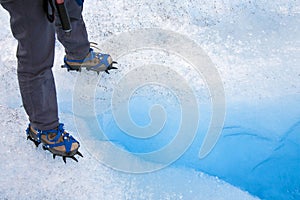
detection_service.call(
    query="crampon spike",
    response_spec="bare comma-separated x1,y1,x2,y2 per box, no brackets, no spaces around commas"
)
34,141,40,147
53,154,56,159
63,156,67,164
27,136,40,147
90,42,98,49
76,151,83,157
70,156,78,162
42,145,48,151
105,62,118,74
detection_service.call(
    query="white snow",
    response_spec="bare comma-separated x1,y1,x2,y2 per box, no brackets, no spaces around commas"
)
0,0,299,199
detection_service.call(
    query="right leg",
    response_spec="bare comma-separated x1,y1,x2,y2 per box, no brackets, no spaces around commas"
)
55,0,90,60
1,0,59,130
55,0,116,74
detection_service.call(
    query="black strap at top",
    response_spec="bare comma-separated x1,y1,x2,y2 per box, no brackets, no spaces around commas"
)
43,0,55,23
43,0,72,33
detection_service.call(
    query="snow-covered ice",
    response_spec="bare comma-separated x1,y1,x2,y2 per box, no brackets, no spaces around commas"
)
0,0,299,199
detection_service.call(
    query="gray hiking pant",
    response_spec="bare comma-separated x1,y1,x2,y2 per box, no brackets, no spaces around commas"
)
1,0,90,130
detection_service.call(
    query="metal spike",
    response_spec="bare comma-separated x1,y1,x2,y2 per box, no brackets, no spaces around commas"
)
34,141,40,147
76,151,83,157
90,41,98,46
108,64,118,70
108,65,116,69
70,156,78,162
53,154,56,159
105,70,109,74
63,156,67,164
27,136,40,147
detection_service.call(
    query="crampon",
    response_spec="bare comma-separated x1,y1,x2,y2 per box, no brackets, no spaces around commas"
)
26,123,83,163
61,43,117,74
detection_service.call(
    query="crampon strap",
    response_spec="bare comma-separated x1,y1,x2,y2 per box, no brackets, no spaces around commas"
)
36,123,78,153
64,48,112,70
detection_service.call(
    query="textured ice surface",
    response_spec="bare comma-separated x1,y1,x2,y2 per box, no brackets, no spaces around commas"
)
0,0,299,199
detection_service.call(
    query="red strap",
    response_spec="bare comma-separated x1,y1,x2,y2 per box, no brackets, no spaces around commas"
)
56,0,64,4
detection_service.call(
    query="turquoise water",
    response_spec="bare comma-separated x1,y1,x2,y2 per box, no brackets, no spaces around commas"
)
80,1,300,199
96,94,300,200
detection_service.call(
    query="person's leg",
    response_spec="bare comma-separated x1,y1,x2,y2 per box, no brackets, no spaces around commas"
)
56,0,116,74
55,0,90,60
1,0,59,130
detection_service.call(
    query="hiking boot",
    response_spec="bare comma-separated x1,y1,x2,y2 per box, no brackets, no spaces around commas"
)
26,123,83,163
62,48,117,74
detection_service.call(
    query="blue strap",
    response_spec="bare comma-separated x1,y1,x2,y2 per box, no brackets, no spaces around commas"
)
34,123,78,153
88,51,111,70
64,48,111,70
45,133,76,153
89,54,110,70
64,56,85,63
64,48,95,63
